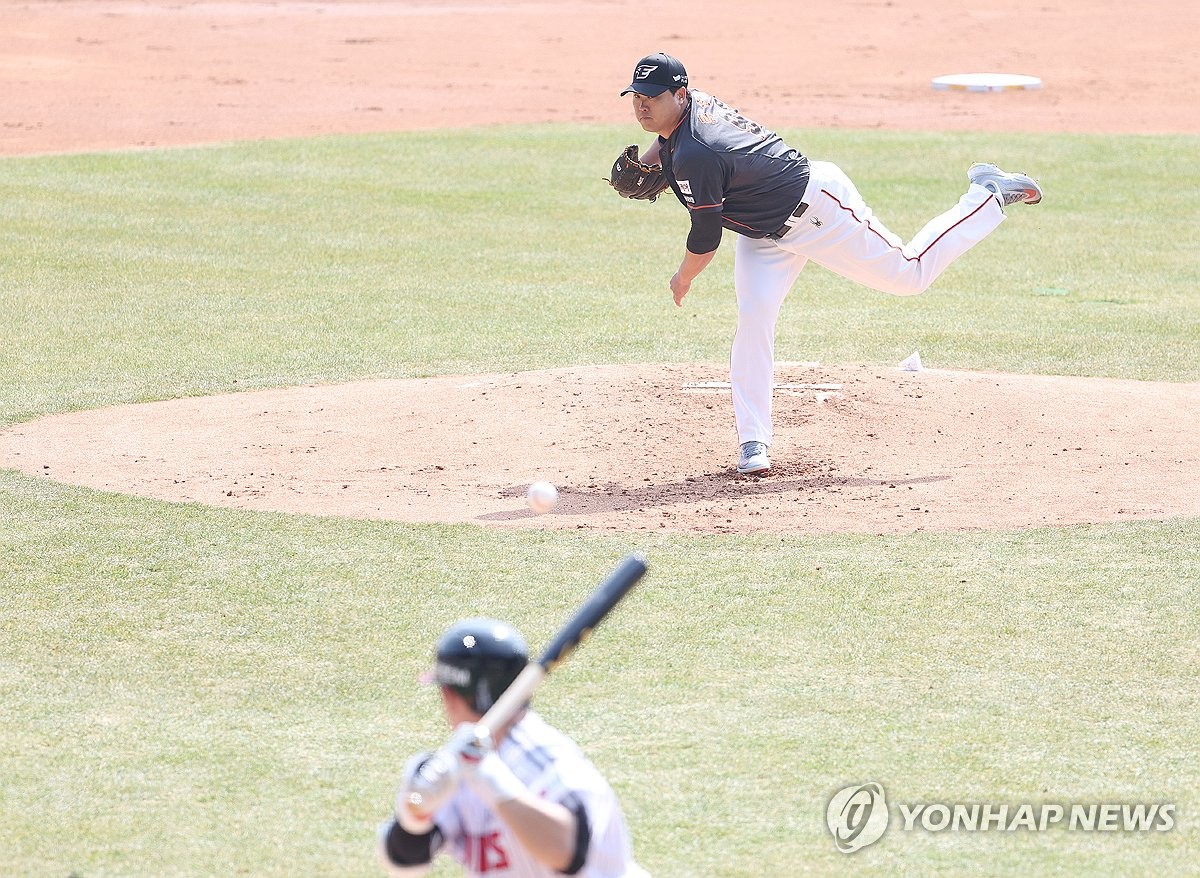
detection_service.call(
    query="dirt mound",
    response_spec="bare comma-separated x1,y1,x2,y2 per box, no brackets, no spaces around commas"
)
3,364,1196,535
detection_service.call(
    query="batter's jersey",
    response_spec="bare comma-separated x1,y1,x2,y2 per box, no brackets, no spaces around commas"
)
431,711,647,878
659,89,810,239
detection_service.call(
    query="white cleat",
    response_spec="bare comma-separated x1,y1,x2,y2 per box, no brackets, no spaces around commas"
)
968,162,1043,207
737,441,771,475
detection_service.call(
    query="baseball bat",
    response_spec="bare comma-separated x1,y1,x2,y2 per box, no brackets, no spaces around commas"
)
475,553,648,740
405,554,647,814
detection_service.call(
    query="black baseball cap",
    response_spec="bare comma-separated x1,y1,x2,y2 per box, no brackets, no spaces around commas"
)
620,53,688,97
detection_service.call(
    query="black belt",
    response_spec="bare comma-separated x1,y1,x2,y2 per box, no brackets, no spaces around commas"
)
767,201,809,239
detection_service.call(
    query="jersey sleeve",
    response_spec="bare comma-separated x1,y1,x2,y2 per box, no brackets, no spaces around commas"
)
525,746,627,873
672,146,728,254
671,147,726,217
500,714,640,876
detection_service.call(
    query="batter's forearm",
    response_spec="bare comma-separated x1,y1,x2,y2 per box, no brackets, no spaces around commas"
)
495,796,579,872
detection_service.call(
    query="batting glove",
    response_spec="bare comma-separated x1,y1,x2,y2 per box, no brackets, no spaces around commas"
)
450,725,527,807
398,749,456,828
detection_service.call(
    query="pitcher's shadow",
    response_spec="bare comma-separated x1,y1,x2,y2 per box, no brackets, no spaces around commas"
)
478,469,950,521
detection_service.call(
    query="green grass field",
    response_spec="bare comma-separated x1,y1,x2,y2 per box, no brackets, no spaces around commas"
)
2,126,1197,876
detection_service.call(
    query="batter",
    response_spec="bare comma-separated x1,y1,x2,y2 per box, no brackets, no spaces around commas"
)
618,52,1043,475
377,618,647,877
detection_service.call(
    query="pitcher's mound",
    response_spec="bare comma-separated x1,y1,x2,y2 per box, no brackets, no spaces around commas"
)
2,363,1196,535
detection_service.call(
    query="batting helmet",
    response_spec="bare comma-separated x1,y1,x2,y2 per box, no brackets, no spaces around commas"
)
430,618,529,714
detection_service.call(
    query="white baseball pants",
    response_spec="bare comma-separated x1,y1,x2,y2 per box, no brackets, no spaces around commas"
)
730,160,1006,445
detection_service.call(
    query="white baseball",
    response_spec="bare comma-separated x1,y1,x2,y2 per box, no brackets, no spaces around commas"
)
526,481,559,514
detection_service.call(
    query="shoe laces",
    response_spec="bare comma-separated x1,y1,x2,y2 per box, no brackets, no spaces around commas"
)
741,441,766,458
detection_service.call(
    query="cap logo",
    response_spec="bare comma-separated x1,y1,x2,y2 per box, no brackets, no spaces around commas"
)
462,634,476,648
634,64,659,80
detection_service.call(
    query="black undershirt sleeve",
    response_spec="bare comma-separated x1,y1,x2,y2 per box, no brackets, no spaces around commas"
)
560,796,592,875
686,208,724,255
383,819,443,868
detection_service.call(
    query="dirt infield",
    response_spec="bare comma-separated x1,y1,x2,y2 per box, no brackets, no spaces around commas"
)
3,0,1198,534
4,364,1198,534
3,0,1198,156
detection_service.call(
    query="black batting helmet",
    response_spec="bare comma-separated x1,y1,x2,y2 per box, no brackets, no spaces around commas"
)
429,618,529,714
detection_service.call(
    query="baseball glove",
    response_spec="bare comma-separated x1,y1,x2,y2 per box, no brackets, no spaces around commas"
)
606,145,671,202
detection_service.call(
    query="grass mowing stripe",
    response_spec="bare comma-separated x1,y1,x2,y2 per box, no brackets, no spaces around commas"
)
1,126,1197,426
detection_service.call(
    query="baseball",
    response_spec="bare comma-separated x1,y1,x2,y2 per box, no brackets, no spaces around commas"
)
526,481,559,514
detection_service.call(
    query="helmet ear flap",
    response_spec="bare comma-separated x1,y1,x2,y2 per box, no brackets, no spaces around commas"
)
475,678,494,713
433,618,530,715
